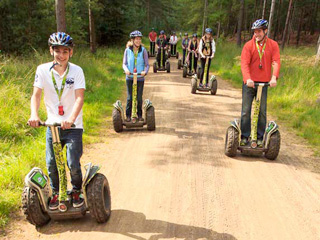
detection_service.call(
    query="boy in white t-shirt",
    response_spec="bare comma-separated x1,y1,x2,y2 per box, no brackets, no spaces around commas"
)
169,32,178,55
28,32,86,210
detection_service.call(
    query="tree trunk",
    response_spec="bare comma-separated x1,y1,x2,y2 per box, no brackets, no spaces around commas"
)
202,0,208,36
226,1,233,36
281,0,293,50
55,0,66,32
296,7,304,46
268,0,276,38
262,0,267,19
217,1,222,39
237,0,244,47
89,0,96,53
146,0,150,29
274,0,282,40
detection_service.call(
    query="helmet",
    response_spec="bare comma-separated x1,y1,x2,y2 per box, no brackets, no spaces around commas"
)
172,31,176,34
160,30,165,35
184,33,188,36
48,32,73,48
130,30,143,38
205,28,213,34
192,33,197,38
151,28,155,31
251,19,268,30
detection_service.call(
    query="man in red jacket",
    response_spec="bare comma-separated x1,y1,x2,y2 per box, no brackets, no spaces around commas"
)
148,28,157,55
240,19,281,146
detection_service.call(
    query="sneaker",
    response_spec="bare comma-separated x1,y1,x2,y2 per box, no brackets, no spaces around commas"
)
240,138,248,146
125,117,131,122
72,191,84,208
139,117,144,122
199,83,203,88
205,83,208,88
49,194,59,210
257,139,263,147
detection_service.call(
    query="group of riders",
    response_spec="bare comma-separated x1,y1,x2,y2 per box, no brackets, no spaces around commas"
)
27,19,280,210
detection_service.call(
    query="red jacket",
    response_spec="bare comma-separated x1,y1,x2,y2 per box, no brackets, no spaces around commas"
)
149,32,157,42
241,36,280,84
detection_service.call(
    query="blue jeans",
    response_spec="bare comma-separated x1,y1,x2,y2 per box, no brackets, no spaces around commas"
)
240,83,268,139
126,80,144,118
46,128,83,193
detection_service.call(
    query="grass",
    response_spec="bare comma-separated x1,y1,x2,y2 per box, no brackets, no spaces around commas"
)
0,47,125,230
211,40,320,155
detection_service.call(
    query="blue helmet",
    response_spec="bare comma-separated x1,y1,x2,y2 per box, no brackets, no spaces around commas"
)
252,19,268,30
205,28,213,34
48,32,73,48
130,30,143,38
160,30,165,35
192,33,197,38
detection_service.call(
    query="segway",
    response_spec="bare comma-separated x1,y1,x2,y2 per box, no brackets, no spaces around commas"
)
148,41,156,57
153,47,170,73
22,123,111,227
190,55,217,95
224,83,281,160
183,50,201,79
169,44,179,59
112,69,156,132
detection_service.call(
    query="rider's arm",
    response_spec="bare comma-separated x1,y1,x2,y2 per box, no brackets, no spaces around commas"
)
143,49,150,75
65,88,84,128
271,42,281,80
187,40,191,52
122,49,130,74
199,39,205,58
211,39,216,57
240,43,252,84
28,87,42,127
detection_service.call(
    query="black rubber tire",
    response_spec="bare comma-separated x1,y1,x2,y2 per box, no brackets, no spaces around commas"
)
265,131,281,160
183,66,187,78
86,173,111,223
176,52,179,59
225,126,239,157
21,188,50,227
191,77,197,94
178,59,182,69
210,80,218,95
168,52,171,58
153,62,157,73
197,66,202,79
112,108,123,133
146,106,156,131
166,62,170,73
148,51,150,57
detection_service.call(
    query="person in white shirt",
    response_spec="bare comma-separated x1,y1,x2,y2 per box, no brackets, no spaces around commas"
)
169,32,178,55
199,28,216,87
28,32,85,210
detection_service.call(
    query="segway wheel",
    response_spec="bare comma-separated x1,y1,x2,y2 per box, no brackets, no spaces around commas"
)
210,79,218,95
183,66,187,78
225,126,239,157
191,77,197,94
265,131,281,160
112,108,123,133
166,62,170,73
197,66,202,79
178,59,182,69
21,187,50,227
153,62,157,73
146,106,156,131
168,52,171,58
87,173,111,223
176,52,179,59
148,51,150,57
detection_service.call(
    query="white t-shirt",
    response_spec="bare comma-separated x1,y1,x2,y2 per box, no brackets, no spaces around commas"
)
169,36,178,45
33,62,86,129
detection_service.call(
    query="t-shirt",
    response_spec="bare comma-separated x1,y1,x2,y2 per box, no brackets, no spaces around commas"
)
33,62,86,129
169,36,178,45
149,32,157,42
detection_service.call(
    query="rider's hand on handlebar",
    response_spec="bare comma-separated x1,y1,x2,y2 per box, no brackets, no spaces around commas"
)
28,116,41,128
270,76,277,88
246,79,255,88
210,53,215,59
140,71,146,76
125,70,131,75
61,119,74,130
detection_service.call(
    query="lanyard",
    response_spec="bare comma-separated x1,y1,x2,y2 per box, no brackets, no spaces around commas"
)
255,39,267,65
134,49,138,68
51,64,70,102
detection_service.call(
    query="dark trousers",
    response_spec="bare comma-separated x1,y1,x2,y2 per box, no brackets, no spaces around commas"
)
240,83,268,139
157,48,166,67
200,57,212,84
188,52,198,72
149,41,155,55
170,44,176,55
182,49,187,64
126,80,144,118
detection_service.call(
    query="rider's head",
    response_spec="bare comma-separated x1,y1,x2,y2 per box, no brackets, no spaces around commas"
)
204,28,213,39
184,33,188,38
151,28,155,32
48,32,74,66
130,30,143,48
192,33,197,40
159,30,165,37
252,19,268,42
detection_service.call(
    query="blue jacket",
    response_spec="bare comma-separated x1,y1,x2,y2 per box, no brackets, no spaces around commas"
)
123,46,149,81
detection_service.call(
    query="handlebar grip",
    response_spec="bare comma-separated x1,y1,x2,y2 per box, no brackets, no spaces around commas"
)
254,83,270,87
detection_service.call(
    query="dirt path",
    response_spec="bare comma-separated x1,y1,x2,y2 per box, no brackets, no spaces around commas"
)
3,58,320,240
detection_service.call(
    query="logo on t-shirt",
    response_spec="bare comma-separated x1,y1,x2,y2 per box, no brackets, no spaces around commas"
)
66,78,74,88
34,74,38,83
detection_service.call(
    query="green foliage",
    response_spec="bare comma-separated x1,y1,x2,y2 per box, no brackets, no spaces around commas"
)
0,47,125,229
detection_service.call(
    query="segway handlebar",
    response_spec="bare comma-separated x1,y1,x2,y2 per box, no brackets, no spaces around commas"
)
27,122,75,127
254,82,270,87
124,72,144,76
